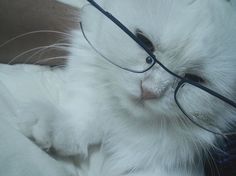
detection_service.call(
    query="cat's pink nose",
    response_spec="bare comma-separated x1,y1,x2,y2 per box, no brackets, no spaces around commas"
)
141,82,157,100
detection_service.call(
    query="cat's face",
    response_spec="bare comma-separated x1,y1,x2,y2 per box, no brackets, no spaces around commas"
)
67,0,236,131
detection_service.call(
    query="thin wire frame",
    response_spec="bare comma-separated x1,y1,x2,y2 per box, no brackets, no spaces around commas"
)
85,0,236,135
80,22,156,73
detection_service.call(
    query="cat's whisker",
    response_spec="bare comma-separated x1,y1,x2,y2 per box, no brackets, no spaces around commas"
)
23,43,73,64
197,136,222,176
8,46,49,64
201,142,221,176
0,30,72,49
191,139,203,163
8,44,72,65
29,39,71,61
194,141,212,174
33,56,68,65
194,138,212,173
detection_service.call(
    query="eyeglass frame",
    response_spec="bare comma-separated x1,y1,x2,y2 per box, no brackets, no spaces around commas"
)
83,0,236,135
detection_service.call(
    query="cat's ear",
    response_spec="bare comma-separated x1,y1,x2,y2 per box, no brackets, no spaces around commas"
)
57,0,87,8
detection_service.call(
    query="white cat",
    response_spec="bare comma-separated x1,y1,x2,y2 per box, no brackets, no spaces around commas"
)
1,0,236,176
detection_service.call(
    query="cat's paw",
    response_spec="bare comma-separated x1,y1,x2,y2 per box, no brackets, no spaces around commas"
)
51,118,103,157
29,105,103,157
32,120,52,150
17,102,55,151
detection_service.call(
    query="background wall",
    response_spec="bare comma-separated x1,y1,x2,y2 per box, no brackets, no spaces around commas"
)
0,0,78,66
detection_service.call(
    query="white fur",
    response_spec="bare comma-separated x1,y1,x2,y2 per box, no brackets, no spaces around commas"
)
1,0,236,176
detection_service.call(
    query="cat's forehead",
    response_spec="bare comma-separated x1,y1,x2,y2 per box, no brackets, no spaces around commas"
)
99,0,212,40
84,0,229,36
104,0,206,22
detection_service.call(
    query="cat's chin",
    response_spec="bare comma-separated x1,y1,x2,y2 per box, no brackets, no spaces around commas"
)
123,97,171,121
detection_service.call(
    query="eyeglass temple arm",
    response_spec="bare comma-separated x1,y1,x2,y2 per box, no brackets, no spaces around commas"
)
188,80,236,108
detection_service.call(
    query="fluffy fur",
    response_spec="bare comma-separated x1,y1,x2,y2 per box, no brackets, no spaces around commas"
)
1,0,236,176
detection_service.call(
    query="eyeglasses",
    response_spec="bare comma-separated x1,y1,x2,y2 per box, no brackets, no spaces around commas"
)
81,0,236,135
